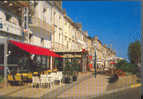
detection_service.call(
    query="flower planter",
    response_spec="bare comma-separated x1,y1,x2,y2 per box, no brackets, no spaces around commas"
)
64,77,72,83
72,76,77,81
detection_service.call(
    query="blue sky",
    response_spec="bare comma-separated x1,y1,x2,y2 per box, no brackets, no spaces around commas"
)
62,1,141,59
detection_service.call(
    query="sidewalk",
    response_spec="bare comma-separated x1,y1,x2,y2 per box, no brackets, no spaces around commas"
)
106,74,139,91
57,74,140,99
0,72,93,99
0,73,139,99
57,74,109,98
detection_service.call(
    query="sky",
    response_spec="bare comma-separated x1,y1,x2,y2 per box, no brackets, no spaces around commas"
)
62,1,141,59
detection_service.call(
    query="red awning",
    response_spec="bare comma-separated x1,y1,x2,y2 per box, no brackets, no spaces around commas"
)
9,40,61,57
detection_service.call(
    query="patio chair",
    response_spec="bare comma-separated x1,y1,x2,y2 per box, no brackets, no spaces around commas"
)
8,74,14,85
40,74,49,88
32,76,40,88
47,74,55,88
21,73,28,84
56,72,63,85
15,73,23,85
27,73,32,83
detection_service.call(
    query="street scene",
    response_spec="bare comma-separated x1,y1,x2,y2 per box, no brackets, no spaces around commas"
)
0,1,142,99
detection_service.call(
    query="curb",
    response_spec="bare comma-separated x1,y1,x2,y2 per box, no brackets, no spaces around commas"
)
130,83,142,88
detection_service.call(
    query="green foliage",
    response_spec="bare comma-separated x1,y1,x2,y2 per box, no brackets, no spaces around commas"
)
63,60,73,76
128,40,141,65
72,59,80,72
115,60,138,74
0,76,3,83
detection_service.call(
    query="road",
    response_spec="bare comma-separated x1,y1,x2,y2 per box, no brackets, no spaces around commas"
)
91,87,141,99
56,87,141,99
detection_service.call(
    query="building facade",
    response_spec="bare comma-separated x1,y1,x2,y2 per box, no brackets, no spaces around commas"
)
0,1,117,72
0,1,29,41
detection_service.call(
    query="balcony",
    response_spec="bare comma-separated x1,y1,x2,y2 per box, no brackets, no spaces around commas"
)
0,1,29,16
52,42,66,52
0,20,22,36
29,16,54,35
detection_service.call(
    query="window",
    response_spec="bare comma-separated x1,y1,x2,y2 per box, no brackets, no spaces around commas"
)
0,18,2,28
0,18,2,23
29,34,33,40
41,56,47,65
49,32,52,41
59,33,60,41
43,8,46,13
41,38,44,46
47,56,50,69
5,13,11,21
41,37,44,42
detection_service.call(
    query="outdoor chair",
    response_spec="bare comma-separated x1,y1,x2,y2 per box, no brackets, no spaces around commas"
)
32,76,40,88
15,73,23,85
47,74,55,88
8,74,14,85
21,73,28,84
55,72,63,85
40,74,49,88
27,73,32,83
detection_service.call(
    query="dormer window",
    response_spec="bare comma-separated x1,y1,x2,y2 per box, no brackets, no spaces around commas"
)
41,37,44,43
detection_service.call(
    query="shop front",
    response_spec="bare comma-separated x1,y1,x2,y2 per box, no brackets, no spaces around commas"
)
56,49,89,72
0,38,61,87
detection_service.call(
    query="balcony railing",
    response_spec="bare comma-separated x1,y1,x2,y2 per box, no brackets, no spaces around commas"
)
29,16,54,33
0,20,22,36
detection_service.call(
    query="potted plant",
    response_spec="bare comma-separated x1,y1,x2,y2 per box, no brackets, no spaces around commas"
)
72,59,80,81
63,60,73,83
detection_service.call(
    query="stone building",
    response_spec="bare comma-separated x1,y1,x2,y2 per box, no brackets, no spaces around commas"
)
28,1,54,48
0,1,29,40
0,1,117,72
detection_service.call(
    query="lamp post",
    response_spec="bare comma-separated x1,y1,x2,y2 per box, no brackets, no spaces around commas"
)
4,38,8,87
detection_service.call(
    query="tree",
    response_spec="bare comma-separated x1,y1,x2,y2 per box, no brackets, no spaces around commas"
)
128,40,141,66
115,60,138,74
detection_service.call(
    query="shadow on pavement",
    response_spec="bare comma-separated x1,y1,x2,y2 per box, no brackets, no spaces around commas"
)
106,75,138,91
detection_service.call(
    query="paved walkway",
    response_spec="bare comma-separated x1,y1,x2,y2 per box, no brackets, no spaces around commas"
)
0,72,93,99
0,73,139,99
57,74,139,99
106,75,138,91
58,75,109,98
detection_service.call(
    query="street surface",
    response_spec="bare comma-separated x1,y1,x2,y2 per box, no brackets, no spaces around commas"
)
92,87,141,99
0,73,141,99
58,74,139,98
58,75,109,98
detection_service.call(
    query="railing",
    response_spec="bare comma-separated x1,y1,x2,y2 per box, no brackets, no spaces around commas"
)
0,20,22,36
29,16,54,32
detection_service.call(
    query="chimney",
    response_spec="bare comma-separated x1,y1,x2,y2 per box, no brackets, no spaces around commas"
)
83,31,88,36
75,23,82,30
63,8,66,16
104,44,107,48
